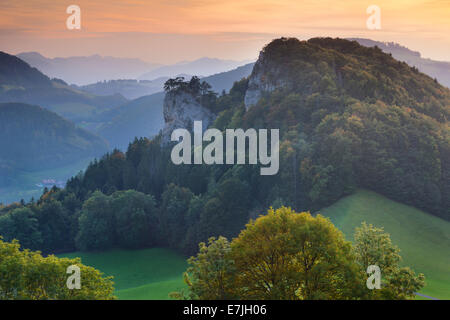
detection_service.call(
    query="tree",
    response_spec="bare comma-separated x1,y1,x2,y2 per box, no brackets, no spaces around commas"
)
75,191,115,251
230,207,360,299
159,184,194,249
163,76,186,92
0,207,42,251
111,190,158,248
0,237,116,300
171,237,238,300
189,76,201,94
353,222,425,299
37,199,72,252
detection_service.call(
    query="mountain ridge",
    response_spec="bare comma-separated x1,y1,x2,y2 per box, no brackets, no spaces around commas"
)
350,38,450,88
0,51,128,124
17,52,160,85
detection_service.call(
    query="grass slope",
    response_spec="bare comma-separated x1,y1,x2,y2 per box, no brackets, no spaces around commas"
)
59,248,187,300
320,189,450,299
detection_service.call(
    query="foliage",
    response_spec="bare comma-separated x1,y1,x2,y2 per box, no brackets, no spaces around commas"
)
320,189,450,299
230,207,361,300
171,236,238,300
75,190,158,251
353,222,425,299
0,237,115,300
164,76,218,110
173,207,424,300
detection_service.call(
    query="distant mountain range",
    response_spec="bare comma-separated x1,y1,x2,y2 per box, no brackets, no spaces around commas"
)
351,38,450,88
16,52,160,86
16,52,253,87
75,63,255,101
202,63,254,93
137,57,253,81
74,75,192,100
0,51,127,124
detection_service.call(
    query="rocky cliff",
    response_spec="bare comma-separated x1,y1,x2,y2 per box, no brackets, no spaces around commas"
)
244,48,290,109
161,90,216,145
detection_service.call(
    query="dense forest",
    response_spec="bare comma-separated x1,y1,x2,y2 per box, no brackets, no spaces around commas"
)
0,38,448,259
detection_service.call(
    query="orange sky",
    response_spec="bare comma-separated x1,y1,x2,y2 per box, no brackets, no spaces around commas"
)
1,0,449,63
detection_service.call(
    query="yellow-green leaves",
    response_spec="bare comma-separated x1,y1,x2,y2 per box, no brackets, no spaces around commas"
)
0,237,116,300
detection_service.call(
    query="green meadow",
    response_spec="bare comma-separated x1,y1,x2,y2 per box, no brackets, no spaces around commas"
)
321,189,450,300
59,248,188,300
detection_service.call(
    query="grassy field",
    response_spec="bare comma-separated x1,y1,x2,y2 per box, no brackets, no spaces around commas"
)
58,248,188,300
320,189,450,300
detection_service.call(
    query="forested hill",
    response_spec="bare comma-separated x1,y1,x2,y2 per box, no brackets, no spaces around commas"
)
245,37,449,122
0,51,127,123
0,52,52,87
1,37,448,257
69,37,449,222
241,37,449,218
0,103,108,186
350,38,450,88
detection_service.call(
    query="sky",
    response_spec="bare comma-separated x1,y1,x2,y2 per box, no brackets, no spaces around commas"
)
1,0,449,64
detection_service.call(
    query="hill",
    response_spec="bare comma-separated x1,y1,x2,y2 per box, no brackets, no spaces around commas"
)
321,189,450,299
58,248,187,300
242,37,449,219
201,62,254,93
351,38,450,88
0,103,108,188
95,92,165,150
17,52,159,85
0,52,127,124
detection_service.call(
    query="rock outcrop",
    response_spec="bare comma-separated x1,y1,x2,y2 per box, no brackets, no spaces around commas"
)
244,50,290,109
161,90,216,145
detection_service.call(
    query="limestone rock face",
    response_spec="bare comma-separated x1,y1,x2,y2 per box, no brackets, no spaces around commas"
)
244,51,289,109
161,90,216,145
